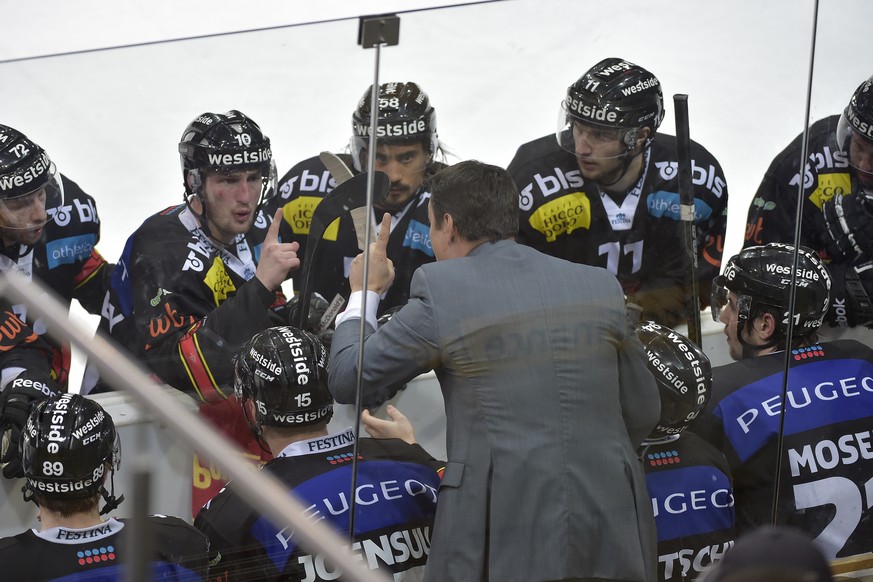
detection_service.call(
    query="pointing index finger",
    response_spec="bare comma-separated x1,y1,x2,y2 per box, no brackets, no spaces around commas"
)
265,208,283,243
376,212,391,250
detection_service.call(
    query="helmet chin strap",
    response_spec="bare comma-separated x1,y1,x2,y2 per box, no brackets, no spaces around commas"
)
594,140,645,189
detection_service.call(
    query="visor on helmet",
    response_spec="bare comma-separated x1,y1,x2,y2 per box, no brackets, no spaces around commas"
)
555,100,642,160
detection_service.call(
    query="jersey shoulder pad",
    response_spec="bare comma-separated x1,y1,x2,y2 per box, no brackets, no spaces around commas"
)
507,133,562,175
276,154,335,201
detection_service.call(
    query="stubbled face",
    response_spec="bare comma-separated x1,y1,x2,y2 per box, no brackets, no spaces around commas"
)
719,291,746,361
0,188,48,247
364,142,430,212
201,169,262,244
571,121,629,183
849,132,873,188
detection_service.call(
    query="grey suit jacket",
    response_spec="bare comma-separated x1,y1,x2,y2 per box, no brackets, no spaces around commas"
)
330,239,659,582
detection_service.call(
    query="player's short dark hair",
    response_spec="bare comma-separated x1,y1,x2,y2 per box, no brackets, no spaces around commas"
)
35,492,100,518
428,160,519,243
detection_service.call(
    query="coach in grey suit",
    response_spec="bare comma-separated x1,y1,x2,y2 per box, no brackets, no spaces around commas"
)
329,160,659,582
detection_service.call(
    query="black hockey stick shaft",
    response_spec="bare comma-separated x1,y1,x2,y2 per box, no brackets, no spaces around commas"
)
674,94,702,347
295,171,389,329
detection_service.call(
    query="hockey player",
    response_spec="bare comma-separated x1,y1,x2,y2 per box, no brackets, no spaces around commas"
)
194,326,442,581
0,393,213,580
270,81,447,320
635,321,735,582
745,74,873,329
94,110,300,512
693,242,873,560
0,124,111,479
507,58,728,328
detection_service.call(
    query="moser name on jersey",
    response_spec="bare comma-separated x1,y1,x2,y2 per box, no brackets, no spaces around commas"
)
660,542,733,581
0,151,50,193
353,119,427,139
297,526,431,582
788,427,873,477
206,148,271,168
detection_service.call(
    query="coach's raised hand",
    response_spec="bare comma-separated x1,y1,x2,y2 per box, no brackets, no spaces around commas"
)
350,212,395,294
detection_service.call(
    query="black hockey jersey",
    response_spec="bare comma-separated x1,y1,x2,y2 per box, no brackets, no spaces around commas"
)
269,153,440,317
743,115,848,251
643,432,735,582
507,133,728,328
692,340,873,559
0,516,212,581
195,429,444,581
0,175,109,390
101,204,287,402
742,115,866,327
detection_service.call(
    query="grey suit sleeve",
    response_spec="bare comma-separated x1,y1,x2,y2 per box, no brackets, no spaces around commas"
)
329,269,441,405
616,306,661,446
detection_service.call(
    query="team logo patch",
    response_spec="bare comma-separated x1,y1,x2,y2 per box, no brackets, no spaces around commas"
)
647,450,681,468
809,172,852,210
46,234,96,269
792,345,825,361
204,257,236,304
646,191,713,222
403,219,433,255
283,196,340,240
327,452,363,465
528,192,591,242
77,546,116,566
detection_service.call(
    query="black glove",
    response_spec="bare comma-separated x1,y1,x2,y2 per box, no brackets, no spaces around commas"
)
819,192,873,263
826,259,873,328
0,370,59,479
284,292,336,349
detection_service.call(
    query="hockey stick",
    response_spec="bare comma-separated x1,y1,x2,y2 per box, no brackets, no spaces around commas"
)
674,94,702,347
294,170,389,330
319,151,375,251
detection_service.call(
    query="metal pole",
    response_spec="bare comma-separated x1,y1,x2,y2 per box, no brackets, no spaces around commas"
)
0,270,388,582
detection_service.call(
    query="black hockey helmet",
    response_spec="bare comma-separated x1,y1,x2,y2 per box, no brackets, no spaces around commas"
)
837,75,873,187
178,110,276,205
711,243,831,349
234,326,333,431
0,124,62,233
557,57,664,154
350,82,439,171
635,321,711,441
22,393,123,513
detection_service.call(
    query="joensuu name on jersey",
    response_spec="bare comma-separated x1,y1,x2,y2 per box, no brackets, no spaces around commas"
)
296,525,432,582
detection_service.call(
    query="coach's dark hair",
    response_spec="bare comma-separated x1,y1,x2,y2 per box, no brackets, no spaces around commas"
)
428,160,519,243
